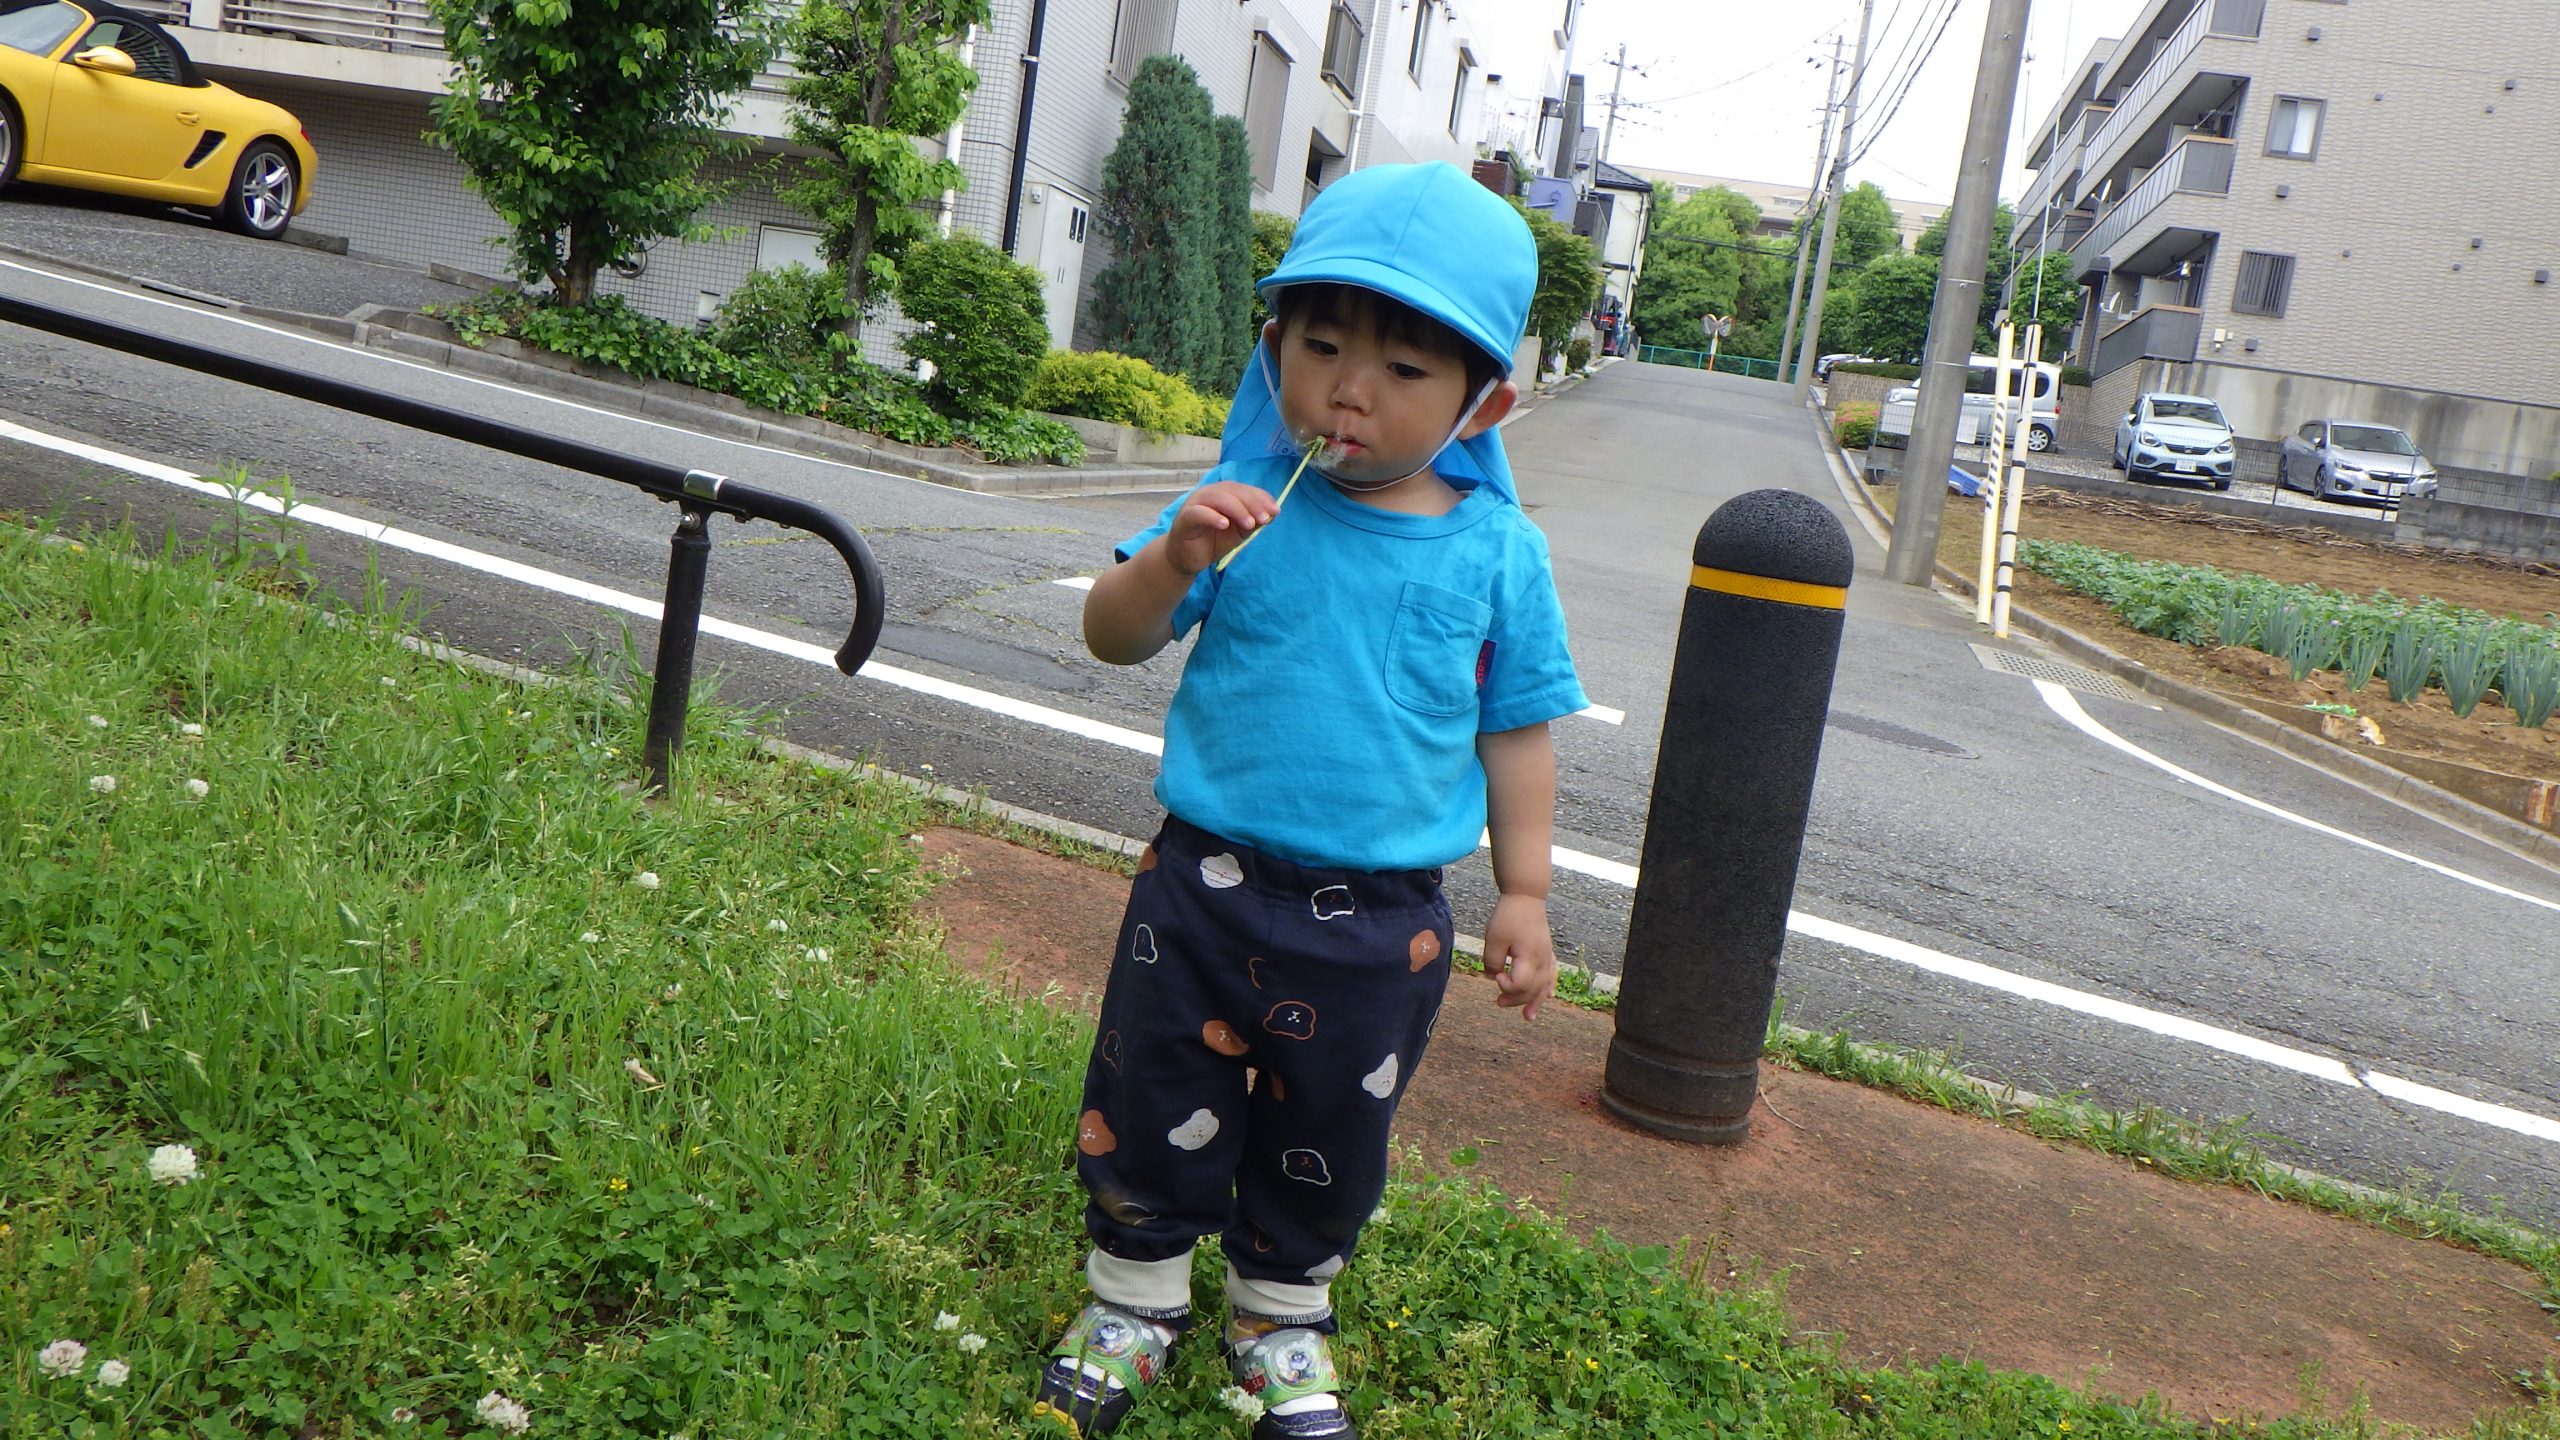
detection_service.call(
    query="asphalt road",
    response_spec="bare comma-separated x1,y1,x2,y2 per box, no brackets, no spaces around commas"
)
3,201,2556,1230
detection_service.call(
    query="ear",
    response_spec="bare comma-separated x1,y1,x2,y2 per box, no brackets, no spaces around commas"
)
1260,318,1282,349
1455,380,1519,440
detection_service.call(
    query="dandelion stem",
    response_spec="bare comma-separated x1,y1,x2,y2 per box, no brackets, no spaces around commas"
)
1215,434,1327,573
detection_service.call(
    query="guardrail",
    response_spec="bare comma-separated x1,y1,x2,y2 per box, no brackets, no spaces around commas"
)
2093,303,2202,378
1638,346,1780,380
2080,0,2260,193
2076,135,2234,277
0,290,885,790
166,0,803,92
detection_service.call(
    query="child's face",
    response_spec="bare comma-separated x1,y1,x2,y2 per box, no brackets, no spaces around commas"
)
1267,310,1493,489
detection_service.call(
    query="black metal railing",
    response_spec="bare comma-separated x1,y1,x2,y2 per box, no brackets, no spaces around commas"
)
0,290,885,789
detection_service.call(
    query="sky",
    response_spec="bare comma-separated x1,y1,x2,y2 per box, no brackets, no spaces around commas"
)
1575,0,2152,210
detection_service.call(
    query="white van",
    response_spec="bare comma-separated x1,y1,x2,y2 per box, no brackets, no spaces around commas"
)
1872,355,2063,454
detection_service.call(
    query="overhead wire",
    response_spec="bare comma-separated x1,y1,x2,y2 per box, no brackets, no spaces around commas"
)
1844,0,1967,172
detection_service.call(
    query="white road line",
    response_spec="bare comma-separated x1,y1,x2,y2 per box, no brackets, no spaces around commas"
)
2034,679,2560,915
0,257,923,486
1048,577,1624,724
13,416,2557,1148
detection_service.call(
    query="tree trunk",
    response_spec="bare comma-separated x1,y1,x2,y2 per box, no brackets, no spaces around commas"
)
833,2,908,339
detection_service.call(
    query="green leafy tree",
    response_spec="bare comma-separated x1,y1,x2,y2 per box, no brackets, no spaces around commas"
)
1247,210,1296,335
1917,202,2017,347
1847,252,1940,361
1207,116,1255,394
1631,190,1745,352
778,0,990,333
1519,203,1602,368
1089,55,1222,383
897,234,1049,415
1838,182,1903,270
428,0,769,306
2012,251,2083,360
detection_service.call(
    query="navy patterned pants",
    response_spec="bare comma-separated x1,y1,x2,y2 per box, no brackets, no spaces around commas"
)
1075,816,1454,1288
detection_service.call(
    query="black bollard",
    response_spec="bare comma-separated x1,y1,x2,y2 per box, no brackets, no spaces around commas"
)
643,502,715,792
1602,489,1854,1145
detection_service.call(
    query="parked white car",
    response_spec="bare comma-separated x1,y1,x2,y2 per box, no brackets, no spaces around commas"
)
2112,393,2236,490
1871,355,2061,454
2277,420,2440,505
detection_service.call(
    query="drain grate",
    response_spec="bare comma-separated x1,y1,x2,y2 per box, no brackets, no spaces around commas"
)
1827,710,1975,758
1968,643,2154,706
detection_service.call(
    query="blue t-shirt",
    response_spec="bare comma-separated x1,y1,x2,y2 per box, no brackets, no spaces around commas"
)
1116,453,1587,871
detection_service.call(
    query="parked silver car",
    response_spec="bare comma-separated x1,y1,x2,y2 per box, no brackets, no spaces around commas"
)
2113,393,2236,490
2277,420,2440,505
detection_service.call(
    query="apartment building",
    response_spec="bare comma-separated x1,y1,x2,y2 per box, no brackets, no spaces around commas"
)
120,0,1568,353
2011,0,2560,473
1623,166,1949,252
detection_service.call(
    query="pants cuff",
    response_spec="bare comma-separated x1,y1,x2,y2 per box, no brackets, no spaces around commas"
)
1226,1266,1334,1328
1087,1246,1195,1320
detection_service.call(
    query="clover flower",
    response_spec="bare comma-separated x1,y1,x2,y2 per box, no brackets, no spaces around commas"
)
933,1311,960,1332
86,715,110,729
88,775,117,794
764,918,789,934
96,1358,131,1388
579,931,601,944
390,1408,418,1423
1220,1384,1266,1420
148,1143,200,1186
956,1333,987,1355
801,946,831,964
634,871,661,891
474,1390,532,1433
38,1340,87,1379
184,778,210,799
178,722,204,737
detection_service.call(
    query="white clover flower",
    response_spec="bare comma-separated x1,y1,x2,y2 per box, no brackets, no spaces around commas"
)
660,983,683,1003
579,931,601,944
147,1143,200,1186
932,1311,961,1332
95,1358,131,1388
178,722,204,737
800,946,831,964
474,1390,532,1434
390,1408,418,1424
764,918,789,934
623,1058,661,1088
634,871,661,891
381,676,399,687
86,714,110,729
956,1332,987,1355
184,778,211,799
88,775,117,794
1220,1384,1266,1420
37,1339,87,1379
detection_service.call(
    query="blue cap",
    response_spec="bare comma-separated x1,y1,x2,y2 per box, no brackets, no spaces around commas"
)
1258,162,1535,375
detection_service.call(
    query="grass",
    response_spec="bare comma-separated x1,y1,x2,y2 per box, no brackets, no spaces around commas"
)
4,523,2558,1438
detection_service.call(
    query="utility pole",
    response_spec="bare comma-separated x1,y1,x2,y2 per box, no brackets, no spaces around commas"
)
1601,42,1628,162
1884,0,2035,587
1789,0,1875,405
1778,36,1846,386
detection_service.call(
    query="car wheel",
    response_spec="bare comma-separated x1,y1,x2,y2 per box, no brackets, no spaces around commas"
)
2308,467,2330,501
2027,424,2054,453
221,140,297,239
0,91,23,191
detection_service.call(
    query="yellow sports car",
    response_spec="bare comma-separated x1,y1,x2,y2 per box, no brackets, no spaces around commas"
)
0,0,314,238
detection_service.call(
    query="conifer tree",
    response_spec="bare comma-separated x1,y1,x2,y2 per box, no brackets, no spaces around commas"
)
1088,55,1220,383
1207,116,1255,395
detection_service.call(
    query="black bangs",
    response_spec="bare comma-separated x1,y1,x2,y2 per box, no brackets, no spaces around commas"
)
1273,283,1505,396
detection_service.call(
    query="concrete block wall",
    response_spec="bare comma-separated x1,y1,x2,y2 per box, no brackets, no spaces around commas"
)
2394,471,2560,563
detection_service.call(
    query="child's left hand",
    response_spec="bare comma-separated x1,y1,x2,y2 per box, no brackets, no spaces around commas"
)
1483,893,1558,1020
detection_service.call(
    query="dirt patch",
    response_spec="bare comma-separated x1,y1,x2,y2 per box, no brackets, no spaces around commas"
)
1889,482,2560,783
919,826,2560,1434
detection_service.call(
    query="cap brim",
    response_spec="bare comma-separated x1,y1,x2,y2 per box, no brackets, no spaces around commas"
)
1258,257,1514,375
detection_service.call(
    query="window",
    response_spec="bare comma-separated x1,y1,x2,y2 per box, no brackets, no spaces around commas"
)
2265,95,2322,158
1406,0,1431,81
0,3,86,58
1244,32,1291,191
1108,0,1178,86
77,17,182,82
755,225,825,273
2232,251,2295,316
1448,50,1474,136
1321,2,1364,99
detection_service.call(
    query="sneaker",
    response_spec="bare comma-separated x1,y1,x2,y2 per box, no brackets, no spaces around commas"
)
1029,1302,1184,1438
1225,1324,1355,1440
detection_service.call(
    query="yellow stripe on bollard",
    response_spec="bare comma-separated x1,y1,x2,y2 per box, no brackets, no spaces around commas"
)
1689,565,1849,610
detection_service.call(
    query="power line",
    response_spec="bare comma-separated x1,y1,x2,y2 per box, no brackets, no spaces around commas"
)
1846,0,1966,172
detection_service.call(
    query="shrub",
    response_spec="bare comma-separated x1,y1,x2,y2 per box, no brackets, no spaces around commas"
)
1565,337,1593,373
2059,364,2094,388
1833,361,1922,381
711,263,856,368
1023,350,1220,438
1832,402,1879,450
957,410,1087,466
1248,210,1296,334
895,235,1052,417
1088,54,1223,384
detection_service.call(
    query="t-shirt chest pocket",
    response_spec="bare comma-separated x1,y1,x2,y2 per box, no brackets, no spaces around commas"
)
1384,580,1493,717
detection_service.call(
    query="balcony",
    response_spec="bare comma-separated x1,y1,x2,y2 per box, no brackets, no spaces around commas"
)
2075,136,2233,282
2079,0,2261,192
2094,304,2202,378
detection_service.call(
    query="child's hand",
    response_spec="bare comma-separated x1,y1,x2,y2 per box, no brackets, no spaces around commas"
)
1164,482,1281,575
1483,893,1558,1020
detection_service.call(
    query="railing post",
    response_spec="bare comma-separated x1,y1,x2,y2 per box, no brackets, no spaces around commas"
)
643,502,716,792
1602,489,1854,1144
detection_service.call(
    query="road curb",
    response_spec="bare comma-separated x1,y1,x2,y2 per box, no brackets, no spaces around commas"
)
0,241,1203,499
1809,399,2560,873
